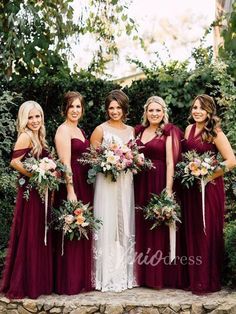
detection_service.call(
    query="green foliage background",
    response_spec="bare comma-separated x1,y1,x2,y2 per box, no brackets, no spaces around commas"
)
0,0,236,288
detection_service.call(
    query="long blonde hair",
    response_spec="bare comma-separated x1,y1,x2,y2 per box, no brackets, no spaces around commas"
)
142,96,169,129
16,101,47,158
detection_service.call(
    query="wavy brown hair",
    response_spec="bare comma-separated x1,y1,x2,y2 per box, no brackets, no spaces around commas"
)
188,94,221,142
105,89,129,121
62,91,85,119
16,101,47,158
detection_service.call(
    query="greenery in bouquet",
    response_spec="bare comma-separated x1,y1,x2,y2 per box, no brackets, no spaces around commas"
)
141,190,181,230
128,139,153,173
53,200,102,241
78,138,153,184
20,154,66,201
175,150,223,188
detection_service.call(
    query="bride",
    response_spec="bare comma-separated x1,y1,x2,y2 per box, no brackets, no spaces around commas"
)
90,89,136,292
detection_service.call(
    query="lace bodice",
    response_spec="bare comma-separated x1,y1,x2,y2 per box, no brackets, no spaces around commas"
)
101,122,134,146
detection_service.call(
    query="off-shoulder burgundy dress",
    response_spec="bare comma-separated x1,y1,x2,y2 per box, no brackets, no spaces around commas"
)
134,124,188,289
0,148,53,299
182,124,225,294
53,137,94,295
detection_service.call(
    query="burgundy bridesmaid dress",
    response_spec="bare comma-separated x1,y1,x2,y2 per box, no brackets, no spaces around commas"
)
54,136,93,295
134,124,187,289
0,148,53,299
182,124,225,294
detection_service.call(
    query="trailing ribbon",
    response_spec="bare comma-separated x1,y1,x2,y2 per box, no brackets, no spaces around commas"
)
116,172,131,245
169,221,176,262
201,178,207,235
44,187,49,246
169,222,176,262
61,230,65,256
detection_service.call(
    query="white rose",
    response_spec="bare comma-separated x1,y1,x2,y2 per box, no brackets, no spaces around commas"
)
106,164,111,170
202,162,211,169
64,214,74,225
82,222,89,227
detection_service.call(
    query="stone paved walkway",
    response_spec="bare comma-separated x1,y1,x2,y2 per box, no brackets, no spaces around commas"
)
1,287,236,313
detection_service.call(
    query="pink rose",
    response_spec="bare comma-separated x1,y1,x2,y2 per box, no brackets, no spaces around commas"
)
74,208,83,216
39,157,57,171
124,159,133,167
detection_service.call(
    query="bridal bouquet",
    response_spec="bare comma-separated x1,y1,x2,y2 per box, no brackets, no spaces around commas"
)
53,200,102,254
175,150,221,188
79,138,153,183
21,155,66,201
141,190,181,230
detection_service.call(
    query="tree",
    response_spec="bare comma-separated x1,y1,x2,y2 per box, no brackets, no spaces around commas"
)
220,2,236,55
213,1,236,76
0,0,138,78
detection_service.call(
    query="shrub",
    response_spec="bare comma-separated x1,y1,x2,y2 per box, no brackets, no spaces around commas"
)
0,92,20,253
224,221,236,286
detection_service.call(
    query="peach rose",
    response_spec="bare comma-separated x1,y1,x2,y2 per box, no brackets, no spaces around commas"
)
110,143,119,151
200,167,208,176
188,161,199,172
125,151,134,160
76,215,85,225
191,169,201,176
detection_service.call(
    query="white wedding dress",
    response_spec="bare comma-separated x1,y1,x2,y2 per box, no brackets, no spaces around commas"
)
93,122,136,292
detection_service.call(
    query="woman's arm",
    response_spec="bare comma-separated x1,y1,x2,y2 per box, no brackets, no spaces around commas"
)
90,125,103,148
210,131,236,180
184,124,193,140
165,135,174,196
130,125,135,138
10,133,32,177
55,125,77,201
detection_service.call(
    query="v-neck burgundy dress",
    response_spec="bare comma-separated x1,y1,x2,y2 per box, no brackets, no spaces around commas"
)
182,124,225,294
134,124,187,289
53,136,94,295
0,148,53,299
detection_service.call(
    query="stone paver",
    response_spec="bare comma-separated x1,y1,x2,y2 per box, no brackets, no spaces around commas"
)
0,287,236,314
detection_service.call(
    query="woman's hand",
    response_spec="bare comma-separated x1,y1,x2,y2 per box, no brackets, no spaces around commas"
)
67,191,77,202
165,188,173,197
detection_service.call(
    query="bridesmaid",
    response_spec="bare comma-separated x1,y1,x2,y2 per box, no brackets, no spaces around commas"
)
134,96,187,289
54,91,93,294
182,94,236,294
0,101,53,299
